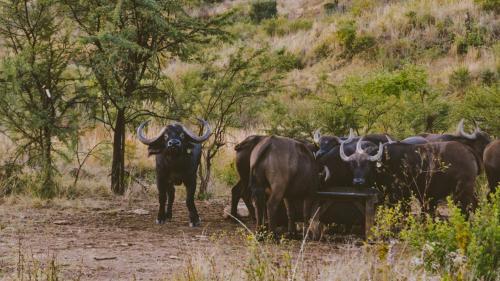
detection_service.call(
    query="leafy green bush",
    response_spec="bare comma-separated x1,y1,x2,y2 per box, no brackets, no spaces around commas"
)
453,85,500,136
250,1,277,23
449,67,472,94
272,48,303,71
475,0,500,13
215,161,238,187
336,20,377,59
480,69,497,86
336,20,357,50
400,191,500,280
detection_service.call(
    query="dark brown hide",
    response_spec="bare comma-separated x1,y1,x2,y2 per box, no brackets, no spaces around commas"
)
484,140,500,193
249,136,320,235
377,141,479,212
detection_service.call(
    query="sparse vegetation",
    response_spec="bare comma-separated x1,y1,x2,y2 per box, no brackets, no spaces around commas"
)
0,0,498,279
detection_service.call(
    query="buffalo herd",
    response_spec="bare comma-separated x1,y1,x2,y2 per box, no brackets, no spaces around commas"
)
137,119,499,238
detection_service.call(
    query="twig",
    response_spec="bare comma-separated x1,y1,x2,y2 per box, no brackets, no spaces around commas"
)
290,207,321,281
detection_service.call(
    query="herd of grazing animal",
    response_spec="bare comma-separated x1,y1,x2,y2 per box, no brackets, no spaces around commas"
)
137,118,499,238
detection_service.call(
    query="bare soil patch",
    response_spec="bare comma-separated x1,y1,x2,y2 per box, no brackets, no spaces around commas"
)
0,197,340,280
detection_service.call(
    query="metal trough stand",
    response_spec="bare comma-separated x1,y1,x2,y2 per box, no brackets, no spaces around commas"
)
316,186,380,239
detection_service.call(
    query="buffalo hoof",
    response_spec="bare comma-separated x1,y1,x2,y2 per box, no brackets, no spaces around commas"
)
189,220,201,227
156,219,166,225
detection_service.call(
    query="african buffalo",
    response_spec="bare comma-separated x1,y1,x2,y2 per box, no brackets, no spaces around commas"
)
484,139,500,193
229,135,263,221
137,119,211,226
249,136,321,236
339,135,480,213
421,119,491,161
313,129,393,159
229,136,320,222
315,129,381,187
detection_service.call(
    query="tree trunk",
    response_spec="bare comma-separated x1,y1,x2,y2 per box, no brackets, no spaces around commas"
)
40,125,55,198
111,108,126,195
198,150,214,196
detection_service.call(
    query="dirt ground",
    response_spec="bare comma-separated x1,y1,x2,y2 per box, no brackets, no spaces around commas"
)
0,196,343,281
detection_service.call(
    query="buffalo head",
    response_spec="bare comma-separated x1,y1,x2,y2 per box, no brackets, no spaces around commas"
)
339,131,384,186
137,118,211,156
456,119,491,156
313,129,343,159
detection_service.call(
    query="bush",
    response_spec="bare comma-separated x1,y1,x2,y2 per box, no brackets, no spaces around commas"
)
215,161,238,187
336,20,357,50
475,0,500,13
480,69,497,86
263,18,313,36
400,191,500,280
250,1,277,23
272,48,303,71
323,1,339,14
449,67,472,94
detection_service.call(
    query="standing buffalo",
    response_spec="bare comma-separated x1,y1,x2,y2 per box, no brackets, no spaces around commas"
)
421,119,491,161
484,139,500,193
339,134,480,213
137,119,211,226
313,129,393,159
314,129,385,186
230,135,263,221
249,136,320,236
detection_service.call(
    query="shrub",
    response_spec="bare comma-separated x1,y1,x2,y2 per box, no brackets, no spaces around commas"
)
480,69,497,86
215,161,238,187
336,20,357,50
400,191,500,280
272,48,304,71
312,38,334,61
475,0,500,13
456,36,469,55
449,67,472,94
323,1,339,14
250,0,277,23
263,18,312,36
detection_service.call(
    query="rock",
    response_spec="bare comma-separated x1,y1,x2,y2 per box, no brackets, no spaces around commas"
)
130,208,149,215
53,220,72,225
222,202,250,219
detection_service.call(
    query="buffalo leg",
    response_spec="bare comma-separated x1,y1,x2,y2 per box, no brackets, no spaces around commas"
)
156,174,168,224
251,185,266,232
242,185,256,221
185,179,200,227
165,183,175,220
283,199,297,238
230,181,242,219
455,180,477,214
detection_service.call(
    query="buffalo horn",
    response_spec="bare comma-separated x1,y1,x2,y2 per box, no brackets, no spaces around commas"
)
456,119,477,140
356,136,365,154
386,135,395,144
313,129,321,144
339,129,356,162
181,118,212,143
368,143,384,162
137,121,168,145
323,166,331,182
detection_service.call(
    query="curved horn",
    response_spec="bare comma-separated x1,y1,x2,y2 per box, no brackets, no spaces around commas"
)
323,166,331,182
368,142,384,162
137,121,168,145
356,137,365,154
339,140,353,161
313,129,321,144
181,118,212,143
456,119,476,140
347,128,355,142
386,135,395,144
